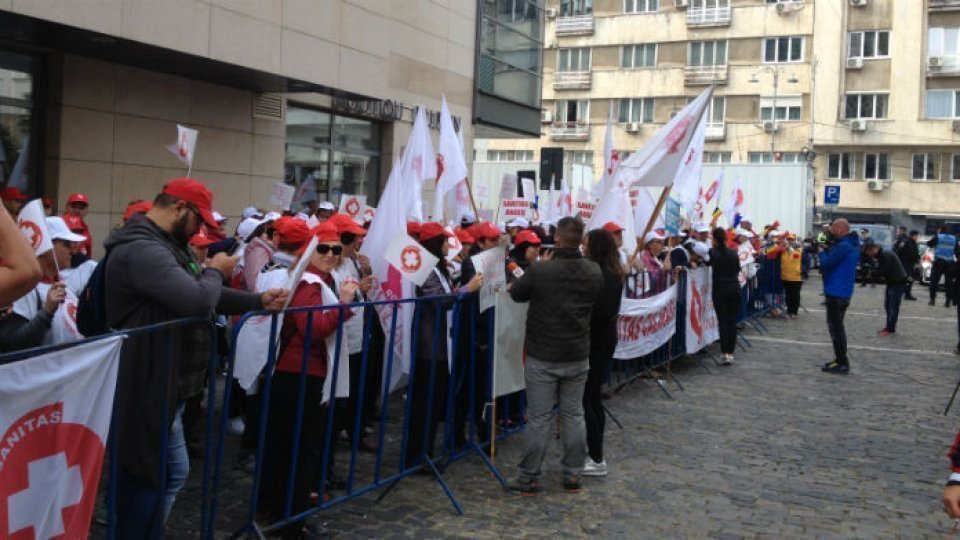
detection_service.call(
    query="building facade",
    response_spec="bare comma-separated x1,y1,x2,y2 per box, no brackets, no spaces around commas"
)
480,0,960,233
0,0,544,257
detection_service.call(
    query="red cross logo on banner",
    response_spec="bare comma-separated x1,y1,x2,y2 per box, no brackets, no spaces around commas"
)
363,208,375,222
665,117,693,154
689,284,703,338
178,133,188,158
18,221,42,252
436,155,445,182
345,198,361,216
0,403,106,540
400,246,422,273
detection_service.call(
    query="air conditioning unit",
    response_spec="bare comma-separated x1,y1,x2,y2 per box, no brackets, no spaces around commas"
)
846,58,864,70
850,119,868,131
849,0,867,6
952,119,960,133
626,122,642,133
866,179,884,191
541,110,554,124
762,121,778,132
776,3,787,14
675,0,689,8
929,56,945,69
545,7,557,18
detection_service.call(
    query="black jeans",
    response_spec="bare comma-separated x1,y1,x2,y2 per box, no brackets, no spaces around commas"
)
583,356,609,463
930,259,954,303
825,296,850,364
404,357,450,468
712,282,741,355
885,281,906,332
783,280,802,315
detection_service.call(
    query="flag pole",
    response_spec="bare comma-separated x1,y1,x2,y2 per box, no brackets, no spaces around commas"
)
465,176,481,222
632,186,672,260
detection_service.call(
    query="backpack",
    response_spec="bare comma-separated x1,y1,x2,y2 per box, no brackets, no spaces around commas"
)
76,250,111,336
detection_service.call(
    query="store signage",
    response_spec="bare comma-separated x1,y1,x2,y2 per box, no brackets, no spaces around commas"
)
332,96,461,130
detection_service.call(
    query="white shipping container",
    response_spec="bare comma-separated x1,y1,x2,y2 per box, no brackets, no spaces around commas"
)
701,164,811,236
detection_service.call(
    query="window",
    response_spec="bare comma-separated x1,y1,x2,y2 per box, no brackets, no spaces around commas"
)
621,44,657,68
952,154,960,182
689,40,727,66
691,0,728,8
926,90,960,118
864,153,890,181
624,0,657,13
848,31,890,60
567,150,594,165
704,152,732,163
844,93,888,120
765,0,803,3
560,0,592,16
0,51,35,196
748,152,801,164
912,153,937,181
618,98,654,123
486,150,534,162
555,99,590,123
929,27,960,58
557,48,591,72
759,96,802,122
763,37,804,63
827,153,854,180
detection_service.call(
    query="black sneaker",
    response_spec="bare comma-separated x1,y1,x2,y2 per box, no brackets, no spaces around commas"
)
508,477,538,496
905,296,917,301
821,361,850,374
563,475,582,493
930,300,936,306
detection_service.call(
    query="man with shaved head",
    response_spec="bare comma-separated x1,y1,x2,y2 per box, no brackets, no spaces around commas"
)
818,218,861,374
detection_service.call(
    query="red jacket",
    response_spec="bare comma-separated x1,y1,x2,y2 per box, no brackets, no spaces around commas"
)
276,267,352,377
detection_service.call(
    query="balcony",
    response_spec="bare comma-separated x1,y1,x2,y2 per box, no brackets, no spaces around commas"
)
686,6,731,27
705,123,726,141
684,65,728,86
556,15,593,36
927,55,960,76
550,122,590,141
553,71,592,90
930,0,960,11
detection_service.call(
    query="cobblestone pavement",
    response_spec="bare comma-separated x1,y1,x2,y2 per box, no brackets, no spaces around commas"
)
168,277,960,538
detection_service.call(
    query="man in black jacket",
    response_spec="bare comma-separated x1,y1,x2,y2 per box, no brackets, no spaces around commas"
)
893,228,920,301
104,178,287,538
865,243,908,336
508,217,602,494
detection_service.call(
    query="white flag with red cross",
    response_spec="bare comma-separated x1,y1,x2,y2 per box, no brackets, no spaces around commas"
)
166,124,198,167
0,335,123,540
383,233,438,287
338,194,368,223
16,199,52,256
433,95,470,222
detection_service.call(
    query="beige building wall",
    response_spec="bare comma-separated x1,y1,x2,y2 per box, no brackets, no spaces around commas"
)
3,0,477,256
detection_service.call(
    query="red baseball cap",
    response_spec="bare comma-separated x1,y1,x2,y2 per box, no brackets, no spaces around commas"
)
162,177,218,228
454,228,475,244
514,230,542,246
468,222,500,241
67,192,90,205
62,213,85,231
602,221,624,233
406,221,422,239
0,187,27,201
312,221,341,243
123,201,153,221
273,216,312,245
42,197,53,208
328,213,367,236
418,222,453,241
189,228,215,248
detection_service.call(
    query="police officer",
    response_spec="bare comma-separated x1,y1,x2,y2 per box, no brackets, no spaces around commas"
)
927,226,958,307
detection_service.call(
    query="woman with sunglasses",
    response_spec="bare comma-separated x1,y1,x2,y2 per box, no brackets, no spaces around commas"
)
261,221,357,536
404,222,483,469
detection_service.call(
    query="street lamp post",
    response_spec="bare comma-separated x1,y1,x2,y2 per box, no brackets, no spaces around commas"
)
749,66,798,160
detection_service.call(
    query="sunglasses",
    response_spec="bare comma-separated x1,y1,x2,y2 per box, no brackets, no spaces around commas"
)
316,244,343,256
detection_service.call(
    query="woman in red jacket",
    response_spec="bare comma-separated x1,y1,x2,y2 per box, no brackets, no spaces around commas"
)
261,221,357,536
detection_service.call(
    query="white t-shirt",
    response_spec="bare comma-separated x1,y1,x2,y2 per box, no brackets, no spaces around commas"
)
12,281,84,346
61,259,98,294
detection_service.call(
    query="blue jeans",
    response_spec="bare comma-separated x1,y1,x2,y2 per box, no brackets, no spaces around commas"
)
885,281,906,332
164,403,189,521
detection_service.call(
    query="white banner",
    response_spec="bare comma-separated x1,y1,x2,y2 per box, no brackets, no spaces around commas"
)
17,200,52,256
383,233,438,287
339,194,367,223
685,267,719,353
614,283,677,360
0,335,123,540
492,292,527,398
470,246,507,313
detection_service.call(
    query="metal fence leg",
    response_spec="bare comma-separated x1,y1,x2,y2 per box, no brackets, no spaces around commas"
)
642,366,673,399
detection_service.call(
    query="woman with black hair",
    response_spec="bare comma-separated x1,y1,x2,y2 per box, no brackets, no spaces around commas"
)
581,228,624,477
405,223,483,468
708,227,742,365
507,229,542,283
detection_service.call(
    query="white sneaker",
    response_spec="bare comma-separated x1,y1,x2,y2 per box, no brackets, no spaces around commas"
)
227,417,245,436
583,457,608,477
721,354,734,366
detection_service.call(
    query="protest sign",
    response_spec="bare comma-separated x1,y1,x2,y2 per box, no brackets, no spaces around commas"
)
16,200,52,255
685,267,719,353
665,197,681,235
614,283,677,359
470,246,507,312
384,233,439,287
492,292,527,398
499,198,531,221
339,194,367,223
270,182,296,210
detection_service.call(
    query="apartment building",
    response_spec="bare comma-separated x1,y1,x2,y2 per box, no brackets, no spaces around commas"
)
480,0,960,232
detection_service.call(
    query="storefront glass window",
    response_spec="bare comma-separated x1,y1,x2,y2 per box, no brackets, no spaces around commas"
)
0,51,34,194
285,106,381,208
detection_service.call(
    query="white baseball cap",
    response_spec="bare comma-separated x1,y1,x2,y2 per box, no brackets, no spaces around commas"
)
242,206,263,220
739,215,752,224
237,217,262,240
507,217,529,228
45,217,87,243
318,201,336,211
212,211,227,223
263,211,281,222
693,222,711,233
644,230,666,245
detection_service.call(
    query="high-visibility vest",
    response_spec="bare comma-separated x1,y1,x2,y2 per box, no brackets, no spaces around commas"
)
935,233,957,261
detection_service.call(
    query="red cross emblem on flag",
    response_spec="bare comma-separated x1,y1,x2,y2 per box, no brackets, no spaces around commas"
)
665,117,693,155
18,221,42,252
400,246,422,272
345,198,361,216
178,132,189,158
